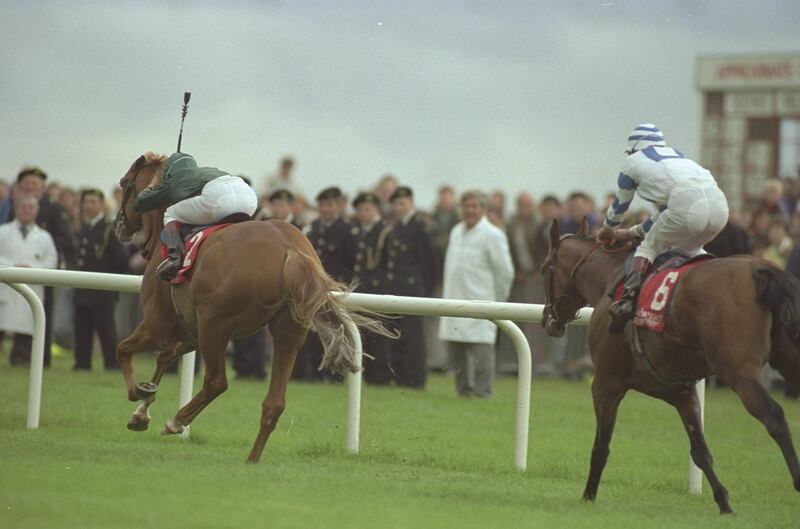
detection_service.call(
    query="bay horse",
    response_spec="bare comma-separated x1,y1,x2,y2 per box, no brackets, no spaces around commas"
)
541,219,800,514
112,152,390,463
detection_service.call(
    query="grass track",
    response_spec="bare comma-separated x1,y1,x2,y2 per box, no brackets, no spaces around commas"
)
0,355,798,529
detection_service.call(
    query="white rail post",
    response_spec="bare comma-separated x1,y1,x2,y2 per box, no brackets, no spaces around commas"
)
493,319,532,472
688,378,706,494
344,320,363,454
8,283,46,429
177,351,196,438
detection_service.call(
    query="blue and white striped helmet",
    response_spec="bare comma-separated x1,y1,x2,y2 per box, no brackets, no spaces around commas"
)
627,123,666,152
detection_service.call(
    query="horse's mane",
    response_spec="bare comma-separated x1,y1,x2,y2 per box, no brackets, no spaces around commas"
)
144,151,167,165
142,152,167,186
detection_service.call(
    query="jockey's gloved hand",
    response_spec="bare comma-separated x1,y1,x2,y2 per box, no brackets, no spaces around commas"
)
627,224,646,241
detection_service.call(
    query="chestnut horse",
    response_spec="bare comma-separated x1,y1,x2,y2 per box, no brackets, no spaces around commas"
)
541,219,800,514
113,152,390,463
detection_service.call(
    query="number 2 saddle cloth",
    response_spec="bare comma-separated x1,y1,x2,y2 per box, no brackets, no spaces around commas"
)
612,251,715,333
159,223,235,285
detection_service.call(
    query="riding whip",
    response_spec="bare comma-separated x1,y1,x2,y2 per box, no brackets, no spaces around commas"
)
176,91,191,152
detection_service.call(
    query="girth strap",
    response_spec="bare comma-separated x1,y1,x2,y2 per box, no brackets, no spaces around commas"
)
630,324,702,390
170,285,199,347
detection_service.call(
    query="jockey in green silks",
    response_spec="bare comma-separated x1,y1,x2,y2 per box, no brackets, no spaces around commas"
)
134,153,257,281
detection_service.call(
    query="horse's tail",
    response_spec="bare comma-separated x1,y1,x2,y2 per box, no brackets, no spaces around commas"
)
282,248,395,374
753,265,800,346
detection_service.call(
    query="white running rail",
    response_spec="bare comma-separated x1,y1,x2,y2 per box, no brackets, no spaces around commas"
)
0,266,704,491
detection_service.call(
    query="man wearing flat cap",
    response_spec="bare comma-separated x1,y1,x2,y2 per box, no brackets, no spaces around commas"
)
385,186,438,388
266,189,300,228
10,166,78,367
293,186,354,381
348,191,393,384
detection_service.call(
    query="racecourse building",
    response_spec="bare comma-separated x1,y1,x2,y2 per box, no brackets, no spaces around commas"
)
696,53,800,211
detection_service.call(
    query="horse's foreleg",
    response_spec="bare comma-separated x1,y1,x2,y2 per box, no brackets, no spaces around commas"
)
667,387,732,514
127,342,193,432
730,373,800,492
127,397,155,432
247,312,307,463
583,377,626,502
163,324,229,435
116,324,159,402
150,342,194,388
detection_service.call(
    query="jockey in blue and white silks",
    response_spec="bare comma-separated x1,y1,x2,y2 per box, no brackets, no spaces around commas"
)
596,123,729,334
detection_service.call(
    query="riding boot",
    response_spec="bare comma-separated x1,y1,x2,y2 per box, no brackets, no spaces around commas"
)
156,221,185,281
608,256,650,335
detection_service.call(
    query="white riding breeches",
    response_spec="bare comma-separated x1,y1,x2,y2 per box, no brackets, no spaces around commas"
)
635,182,729,262
163,175,258,226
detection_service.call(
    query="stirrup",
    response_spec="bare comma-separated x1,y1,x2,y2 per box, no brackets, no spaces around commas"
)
156,257,181,281
608,300,633,335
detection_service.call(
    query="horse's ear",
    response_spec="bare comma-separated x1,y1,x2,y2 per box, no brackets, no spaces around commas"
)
128,154,147,175
120,155,146,186
549,219,560,250
577,216,589,237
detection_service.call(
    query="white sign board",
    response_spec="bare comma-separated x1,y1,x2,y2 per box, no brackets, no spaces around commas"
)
696,55,800,90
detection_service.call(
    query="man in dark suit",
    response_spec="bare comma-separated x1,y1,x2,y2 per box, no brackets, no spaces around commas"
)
14,166,78,367
292,186,354,381
266,189,301,229
73,189,128,370
385,186,438,388
348,191,393,384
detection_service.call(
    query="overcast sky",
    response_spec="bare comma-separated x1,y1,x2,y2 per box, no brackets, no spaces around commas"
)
1,1,799,208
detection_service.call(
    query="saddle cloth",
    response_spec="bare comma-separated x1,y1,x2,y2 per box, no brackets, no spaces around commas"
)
160,223,234,285
613,253,713,333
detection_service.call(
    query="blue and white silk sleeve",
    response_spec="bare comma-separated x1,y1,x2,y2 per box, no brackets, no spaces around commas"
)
604,172,637,228
629,209,662,239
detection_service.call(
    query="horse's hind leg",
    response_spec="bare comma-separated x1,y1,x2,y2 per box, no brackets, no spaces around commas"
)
246,309,308,463
127,342,194,432
729,372,800,492
583,376,626,501
666,387,732,514
769,333,800,394
163,322,230,435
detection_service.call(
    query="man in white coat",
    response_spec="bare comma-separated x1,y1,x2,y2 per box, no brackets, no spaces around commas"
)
439,190,514,397
0,194,58,365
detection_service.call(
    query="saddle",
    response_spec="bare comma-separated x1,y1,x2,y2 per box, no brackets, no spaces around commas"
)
160,213,252,285
613,251,714,333
178,212,252,241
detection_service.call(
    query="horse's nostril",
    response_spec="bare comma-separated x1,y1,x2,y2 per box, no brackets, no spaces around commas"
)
544,319,565,338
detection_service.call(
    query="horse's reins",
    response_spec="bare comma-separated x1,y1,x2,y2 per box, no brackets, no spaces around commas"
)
546,238,634,327
116,165,155,259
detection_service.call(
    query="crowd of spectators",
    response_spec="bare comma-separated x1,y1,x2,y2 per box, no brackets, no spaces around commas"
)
1,156,798,397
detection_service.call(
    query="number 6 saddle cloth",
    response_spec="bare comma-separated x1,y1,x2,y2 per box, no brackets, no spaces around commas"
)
612,252,715,333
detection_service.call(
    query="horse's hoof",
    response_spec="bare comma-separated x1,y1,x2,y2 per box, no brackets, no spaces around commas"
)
127,415,150,432
161,418,185,435
134,382,158,400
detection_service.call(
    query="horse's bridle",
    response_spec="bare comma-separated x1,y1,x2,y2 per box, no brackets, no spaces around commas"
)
543,238,634,332
114,156,154,258
116,175,140,233
542,238,599,331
